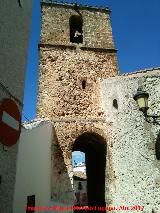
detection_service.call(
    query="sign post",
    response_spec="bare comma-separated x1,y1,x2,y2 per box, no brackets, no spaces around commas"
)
0,99,21,147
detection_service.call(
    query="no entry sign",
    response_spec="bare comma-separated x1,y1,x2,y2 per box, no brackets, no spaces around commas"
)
0,98,21,147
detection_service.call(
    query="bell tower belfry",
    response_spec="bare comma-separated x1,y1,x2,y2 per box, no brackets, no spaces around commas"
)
37,1,118,120
37,0,119,208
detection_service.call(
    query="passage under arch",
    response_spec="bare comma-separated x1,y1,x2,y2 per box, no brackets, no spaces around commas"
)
72,132,106,211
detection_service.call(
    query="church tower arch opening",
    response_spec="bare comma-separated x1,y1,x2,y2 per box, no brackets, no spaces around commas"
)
72,132,107,210
69,15,83,43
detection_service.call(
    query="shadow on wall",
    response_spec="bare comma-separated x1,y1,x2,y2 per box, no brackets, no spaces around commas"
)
51,133,74,205
155,132,160,160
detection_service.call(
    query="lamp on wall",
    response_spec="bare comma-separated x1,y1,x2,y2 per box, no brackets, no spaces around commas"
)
133,88,160,125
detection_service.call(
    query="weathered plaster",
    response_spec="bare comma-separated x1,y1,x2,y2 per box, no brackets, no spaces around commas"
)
101,69,160,212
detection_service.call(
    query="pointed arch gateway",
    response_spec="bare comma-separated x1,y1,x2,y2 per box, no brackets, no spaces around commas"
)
72,132,107,211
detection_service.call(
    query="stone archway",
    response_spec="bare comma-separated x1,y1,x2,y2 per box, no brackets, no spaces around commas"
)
72,132,107,209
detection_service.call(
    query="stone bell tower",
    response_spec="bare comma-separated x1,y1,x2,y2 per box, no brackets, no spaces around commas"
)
37,0,119,208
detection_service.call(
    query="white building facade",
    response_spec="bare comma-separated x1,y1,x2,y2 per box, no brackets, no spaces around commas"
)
13,120,53,213
0,1,33,212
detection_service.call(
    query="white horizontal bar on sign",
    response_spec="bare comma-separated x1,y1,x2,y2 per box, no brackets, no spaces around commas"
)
2,111,19,131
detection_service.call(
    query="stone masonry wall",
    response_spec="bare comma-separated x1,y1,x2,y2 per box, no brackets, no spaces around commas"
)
101,69,160,213
41,2,115,49
37,47,118,120
37,45,118,206
37,2,119,210
51,120,112,207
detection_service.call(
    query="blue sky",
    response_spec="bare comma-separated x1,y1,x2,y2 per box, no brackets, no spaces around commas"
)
22,0,160,121
72,151,85,165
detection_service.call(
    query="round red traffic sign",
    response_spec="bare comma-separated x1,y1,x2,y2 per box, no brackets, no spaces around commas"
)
0,98,21,147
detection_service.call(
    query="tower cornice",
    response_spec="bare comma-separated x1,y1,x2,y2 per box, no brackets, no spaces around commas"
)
41,1,111,14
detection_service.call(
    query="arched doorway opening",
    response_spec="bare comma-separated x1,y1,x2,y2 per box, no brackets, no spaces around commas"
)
72,132,106,210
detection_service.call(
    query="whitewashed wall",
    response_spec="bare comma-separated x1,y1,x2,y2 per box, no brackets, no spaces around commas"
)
13,121,53,213
101,69,160,213
0,1,33,212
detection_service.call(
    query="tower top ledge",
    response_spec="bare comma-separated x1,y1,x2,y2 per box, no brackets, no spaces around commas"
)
41,0,110,13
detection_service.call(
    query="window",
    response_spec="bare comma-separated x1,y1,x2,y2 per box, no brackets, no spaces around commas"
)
69,15,83,43
26,195,35,213
18,0,23,7
78,181,82,190
75,192,80,205
155,133,160,160
82,80,86,89
113,99,118,109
